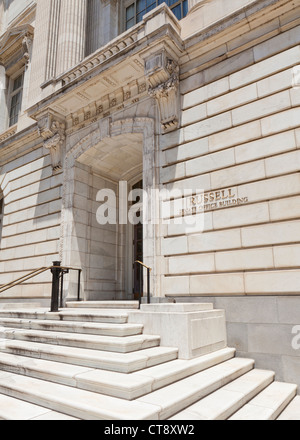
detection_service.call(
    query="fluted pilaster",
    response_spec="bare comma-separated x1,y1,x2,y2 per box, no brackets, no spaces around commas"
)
28,0,61,106
86,0,102,56
45,0,61,81
0,65,7,132
56,0,88,76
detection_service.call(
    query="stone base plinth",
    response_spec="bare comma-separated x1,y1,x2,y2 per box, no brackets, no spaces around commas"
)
127,303,227,359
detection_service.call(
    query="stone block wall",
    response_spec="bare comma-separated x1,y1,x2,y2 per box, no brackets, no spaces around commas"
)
161,16,300,297
161,3,300,393
173,295,300,394
0,137,62,304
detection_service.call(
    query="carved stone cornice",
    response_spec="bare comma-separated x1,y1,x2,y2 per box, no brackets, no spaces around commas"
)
37,110,66,172
0,24,34,69
144,50,180,134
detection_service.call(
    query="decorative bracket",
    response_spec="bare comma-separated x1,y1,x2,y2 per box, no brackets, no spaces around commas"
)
144,50,179,133
22,34,33,66
37,110,66,172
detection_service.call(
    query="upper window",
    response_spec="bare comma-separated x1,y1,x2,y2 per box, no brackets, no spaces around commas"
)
8,71,24,127
125,0,188,30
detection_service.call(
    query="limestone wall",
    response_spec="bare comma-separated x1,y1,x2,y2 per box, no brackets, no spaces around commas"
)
0,137,62,304
173,295,300,394
161,16,300,297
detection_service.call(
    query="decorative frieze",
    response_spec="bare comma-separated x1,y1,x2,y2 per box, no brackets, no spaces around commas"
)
37,111,66,172
145,50,180,133
66,80,147,133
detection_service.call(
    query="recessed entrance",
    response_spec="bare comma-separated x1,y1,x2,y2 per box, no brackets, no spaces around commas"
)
61,117,158,302
65,132,143,301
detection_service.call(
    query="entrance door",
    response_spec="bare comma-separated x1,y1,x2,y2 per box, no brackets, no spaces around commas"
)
132,180,143,300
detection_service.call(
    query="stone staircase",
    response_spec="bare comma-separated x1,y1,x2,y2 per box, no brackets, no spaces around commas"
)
0,301,298,420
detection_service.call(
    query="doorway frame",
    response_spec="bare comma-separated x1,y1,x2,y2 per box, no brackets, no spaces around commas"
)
59,116,159,301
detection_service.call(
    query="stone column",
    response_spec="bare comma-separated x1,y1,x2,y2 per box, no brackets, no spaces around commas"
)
101,0,118,47
0,1,5,35
86,0,102,55
45,0,61,81
27,0,61,107
0,65,7,133
56,0,88,76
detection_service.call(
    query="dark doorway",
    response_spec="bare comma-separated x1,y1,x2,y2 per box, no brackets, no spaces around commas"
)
132,180,143,300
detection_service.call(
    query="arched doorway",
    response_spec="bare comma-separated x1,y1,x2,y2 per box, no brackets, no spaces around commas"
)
60,117,158,302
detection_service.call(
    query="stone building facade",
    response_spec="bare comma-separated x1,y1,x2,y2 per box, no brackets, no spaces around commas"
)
0,0,300,389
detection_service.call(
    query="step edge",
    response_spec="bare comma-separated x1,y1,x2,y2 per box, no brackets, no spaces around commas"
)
136,358,255,419
0,340,179,372
0,372,161,420
0,347,235,400
169,369,275,420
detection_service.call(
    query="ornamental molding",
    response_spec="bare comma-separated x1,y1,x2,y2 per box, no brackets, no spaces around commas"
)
0,24,34,69
22,34,33,65
37,110,66,172
144,50,180,134
61,30,139,87
67,80,148,134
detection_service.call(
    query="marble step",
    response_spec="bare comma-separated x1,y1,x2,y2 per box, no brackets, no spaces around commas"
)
0,309,130,324
0,392,78,420
136,357,255,420
0,347,235,400
0,317,144,337
228,381,297,420
0,356,254,420
0,339,178,373
0,327,159,353
0,303,42,310
169,369,275,420
66,301,140,309
277,396,300,420
0,371,160,420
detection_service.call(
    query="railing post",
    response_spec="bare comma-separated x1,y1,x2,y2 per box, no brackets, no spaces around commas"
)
147,268,150,304
135,260,152,306
60,269,69,308
139,263,142,306
77,269,82,301
50,261,61,312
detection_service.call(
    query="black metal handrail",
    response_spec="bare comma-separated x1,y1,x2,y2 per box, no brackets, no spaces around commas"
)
135,260,151,305
0,261,82,313
50,261,82,312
